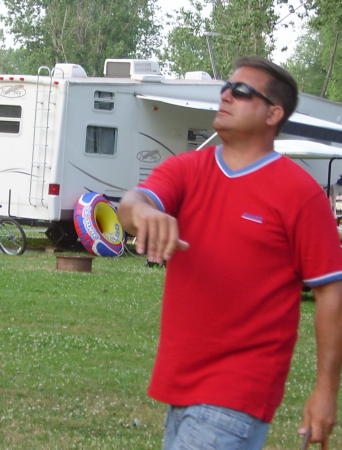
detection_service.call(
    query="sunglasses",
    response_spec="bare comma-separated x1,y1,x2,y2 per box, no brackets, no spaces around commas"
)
220,81,275,105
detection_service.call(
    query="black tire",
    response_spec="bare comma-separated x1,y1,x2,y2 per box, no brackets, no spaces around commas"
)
0,218,27,255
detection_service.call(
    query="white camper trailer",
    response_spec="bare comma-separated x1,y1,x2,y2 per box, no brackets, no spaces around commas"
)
0,60,222,242
0,59,341,244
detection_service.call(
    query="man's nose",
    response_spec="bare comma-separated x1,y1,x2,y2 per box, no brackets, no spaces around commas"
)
221,86,234,102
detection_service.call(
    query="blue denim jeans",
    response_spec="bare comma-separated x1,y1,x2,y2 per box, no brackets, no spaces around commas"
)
163,404,269,450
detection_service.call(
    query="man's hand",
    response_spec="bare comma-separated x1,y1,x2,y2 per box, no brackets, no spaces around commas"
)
299,387,337,447
118,190,189,264
132,202,189,263
298,281,342,448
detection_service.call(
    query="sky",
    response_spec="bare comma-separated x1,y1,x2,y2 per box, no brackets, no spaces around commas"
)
157,0,306,64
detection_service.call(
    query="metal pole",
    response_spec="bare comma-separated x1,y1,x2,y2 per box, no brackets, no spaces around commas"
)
327,158,337,197
196,132,218,151
204,32,220,80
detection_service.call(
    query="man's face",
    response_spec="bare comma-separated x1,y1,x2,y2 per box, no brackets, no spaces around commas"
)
213,66,275,135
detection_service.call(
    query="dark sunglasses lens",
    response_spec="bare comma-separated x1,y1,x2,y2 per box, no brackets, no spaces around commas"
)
220,82,253,99
220,82,231,94
233,84,253,99
221,81,273,104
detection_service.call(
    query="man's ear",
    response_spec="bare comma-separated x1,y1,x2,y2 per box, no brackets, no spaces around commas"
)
266,105,284,127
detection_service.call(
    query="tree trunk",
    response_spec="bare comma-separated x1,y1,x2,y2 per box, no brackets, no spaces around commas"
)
320,30,340,98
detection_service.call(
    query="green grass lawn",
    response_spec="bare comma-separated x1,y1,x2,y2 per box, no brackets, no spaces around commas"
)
0,251,341,449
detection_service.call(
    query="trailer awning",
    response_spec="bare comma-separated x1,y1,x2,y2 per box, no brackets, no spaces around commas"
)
136,94,218,111
137,94,342,143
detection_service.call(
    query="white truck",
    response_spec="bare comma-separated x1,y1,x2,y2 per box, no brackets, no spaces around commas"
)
0,59,341,244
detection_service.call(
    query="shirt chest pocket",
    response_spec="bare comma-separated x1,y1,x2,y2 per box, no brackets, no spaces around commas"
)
238,210,287,251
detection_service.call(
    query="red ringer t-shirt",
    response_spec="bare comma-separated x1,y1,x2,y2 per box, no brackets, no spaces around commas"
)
136,145,342,422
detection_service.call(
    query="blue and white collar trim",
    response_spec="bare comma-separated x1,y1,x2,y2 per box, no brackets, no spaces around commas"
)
215,145,282,178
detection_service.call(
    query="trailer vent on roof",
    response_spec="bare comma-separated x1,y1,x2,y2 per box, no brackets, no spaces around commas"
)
105,62,131,78
134,61,158,74
185,71,212,81
53,63,87,78
104,59,162,82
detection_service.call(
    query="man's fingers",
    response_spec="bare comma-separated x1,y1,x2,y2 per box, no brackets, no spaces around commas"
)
152,215,172,263
133,206,189,262
146,218,159,262
300,391,337,448
298,427,329,449
302,420,331,445
298,428,310,450
321,438,329,450
298,406,311,438
135,218,147,255
160,218,178,262
177,239,190,251
309,414,336,444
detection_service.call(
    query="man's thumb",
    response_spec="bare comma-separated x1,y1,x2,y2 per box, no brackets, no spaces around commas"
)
177,239,190,251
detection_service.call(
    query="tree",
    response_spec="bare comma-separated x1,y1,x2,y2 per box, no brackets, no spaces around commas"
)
285,30,325,95
0,47,30,74
159,0,288,79
307,0,341,99
319,28,341,100
0,29,29,74
285,0,342,101
159,1,212,76
0,0,161,76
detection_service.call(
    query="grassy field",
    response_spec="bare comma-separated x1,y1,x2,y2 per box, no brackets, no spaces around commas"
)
0,249,341,449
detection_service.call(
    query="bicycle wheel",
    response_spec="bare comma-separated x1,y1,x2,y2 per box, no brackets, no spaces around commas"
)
0,218,27,255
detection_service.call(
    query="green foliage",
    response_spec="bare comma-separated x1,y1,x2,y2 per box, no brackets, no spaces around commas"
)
0,48,26,74
286,0,342,101
211,0,278,77
1,0,161,76
305,0,342,31
285,30,325,95
320,30,341,101
158,1,212,76
160,0,287,79
285,28,341,102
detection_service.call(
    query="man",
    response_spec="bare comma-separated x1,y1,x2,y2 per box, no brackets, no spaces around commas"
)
118,56,342,449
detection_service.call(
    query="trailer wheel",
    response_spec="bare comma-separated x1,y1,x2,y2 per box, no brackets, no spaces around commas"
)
0,218,27,255
73,192,125,257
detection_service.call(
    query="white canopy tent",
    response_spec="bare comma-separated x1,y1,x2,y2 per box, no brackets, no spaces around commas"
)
274,139,342,158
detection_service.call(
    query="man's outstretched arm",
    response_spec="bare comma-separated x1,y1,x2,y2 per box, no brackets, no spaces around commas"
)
299,280,342,446
118,190,189,264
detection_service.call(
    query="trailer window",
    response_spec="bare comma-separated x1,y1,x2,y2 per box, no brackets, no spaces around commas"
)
94,91,114,111
86,126,116,155
187,128,212,150
0,105,22,118
0,104,21,134
0,121,20,133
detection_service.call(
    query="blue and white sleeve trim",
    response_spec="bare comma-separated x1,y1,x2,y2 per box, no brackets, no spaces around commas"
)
134,187,165,212
304,271,342,287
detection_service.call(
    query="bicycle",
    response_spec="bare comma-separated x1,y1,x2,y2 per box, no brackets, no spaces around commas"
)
0,217,27,255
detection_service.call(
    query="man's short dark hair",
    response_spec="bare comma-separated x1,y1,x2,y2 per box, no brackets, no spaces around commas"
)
234,55,298,131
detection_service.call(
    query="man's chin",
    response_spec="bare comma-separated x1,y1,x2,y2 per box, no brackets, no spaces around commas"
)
212,118,221,131
212,121,227,132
